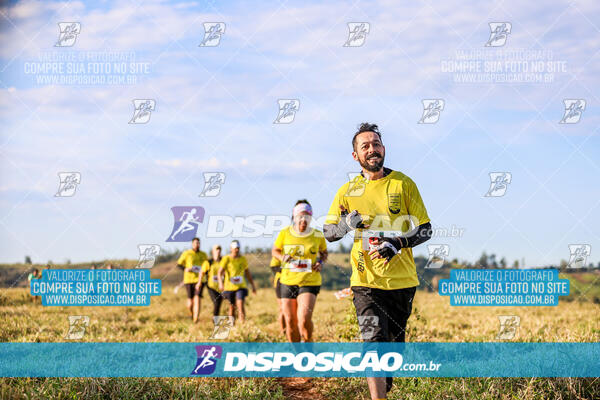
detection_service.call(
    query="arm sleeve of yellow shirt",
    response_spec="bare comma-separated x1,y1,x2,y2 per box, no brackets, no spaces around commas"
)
274,229,285,249
176,252,187,269
323,188,352,242
319,236,327,252
406,178,430,226
201,260,210,273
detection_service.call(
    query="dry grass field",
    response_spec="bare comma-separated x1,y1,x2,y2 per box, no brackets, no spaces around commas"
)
1,256,599,399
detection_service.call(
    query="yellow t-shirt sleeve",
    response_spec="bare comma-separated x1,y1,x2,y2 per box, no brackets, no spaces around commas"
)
177,252,187,266
406,178,430,226
219,256,229,269
201,260,210,273
318,235,327,252
242,257,248,272
274,229,286,249
325,187,345,224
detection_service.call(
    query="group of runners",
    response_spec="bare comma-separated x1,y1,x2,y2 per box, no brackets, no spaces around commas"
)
175,123,432,400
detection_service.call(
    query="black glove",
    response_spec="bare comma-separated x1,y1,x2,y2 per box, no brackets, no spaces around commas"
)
368,237,403,263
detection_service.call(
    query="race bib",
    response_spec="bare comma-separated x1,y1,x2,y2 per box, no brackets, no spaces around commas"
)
230,275,244,285
212,275,219,283
191,265,202,273
286,258,312,273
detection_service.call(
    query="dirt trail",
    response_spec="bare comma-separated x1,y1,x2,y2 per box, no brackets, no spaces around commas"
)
278,377,326,400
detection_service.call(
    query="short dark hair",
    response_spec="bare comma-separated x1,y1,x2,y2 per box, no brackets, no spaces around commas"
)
192,237,200,243
352,122,382,150
294,199,310,206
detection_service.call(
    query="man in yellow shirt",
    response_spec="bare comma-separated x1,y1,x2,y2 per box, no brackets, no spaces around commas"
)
218,240,257,324
272,200,328,342
324,123,432,399
176,237,209,323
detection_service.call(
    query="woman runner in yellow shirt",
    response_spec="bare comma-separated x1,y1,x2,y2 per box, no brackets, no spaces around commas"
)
272,200,327,342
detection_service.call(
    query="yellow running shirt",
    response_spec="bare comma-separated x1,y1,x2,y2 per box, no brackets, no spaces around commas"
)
177,249,209,284
270,256,281,288
220,255,248,291
202,259,222,291
326,170,430,290
274,226,327,287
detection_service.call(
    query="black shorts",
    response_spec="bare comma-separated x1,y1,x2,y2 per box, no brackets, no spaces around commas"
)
351,286,417,342
279,283,320,299
185,283,199,299
222,288,248,304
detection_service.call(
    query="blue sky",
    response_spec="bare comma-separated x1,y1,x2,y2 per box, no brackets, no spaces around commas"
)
0,0,599,266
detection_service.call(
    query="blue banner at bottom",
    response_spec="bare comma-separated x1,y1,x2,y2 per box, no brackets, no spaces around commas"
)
1,342,598,377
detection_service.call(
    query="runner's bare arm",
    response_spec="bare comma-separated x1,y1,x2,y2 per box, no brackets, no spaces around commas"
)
244,269,257,294
217,267,225,291
272,246,291,263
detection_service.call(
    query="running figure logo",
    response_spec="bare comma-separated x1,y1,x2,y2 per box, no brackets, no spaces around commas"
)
345,172,365,197
485,22,511,47
199,172,226,197
65,315,89,340
425,244,450,269
418,99,444,124
137,244,161,268
496,315,520,340
166,206,205,242
191,345,223,375
485,172,512,197
568,244,591,269
357,316,379,340
129,99,156,124
55,172,81,197
344,22,370,47
209,316,235,340
559,99,586,124
199,23,225,47
274,99,300,124
55,22,81,47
